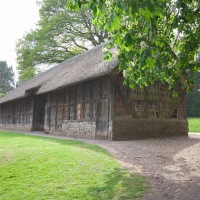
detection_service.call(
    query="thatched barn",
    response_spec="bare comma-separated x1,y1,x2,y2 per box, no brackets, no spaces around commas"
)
0,44,188,140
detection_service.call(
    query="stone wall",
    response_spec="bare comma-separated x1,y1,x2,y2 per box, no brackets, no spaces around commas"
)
112,118,188,140
61,120,96,139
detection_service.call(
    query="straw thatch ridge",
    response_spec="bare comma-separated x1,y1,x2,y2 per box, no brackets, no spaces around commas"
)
0,43,118,104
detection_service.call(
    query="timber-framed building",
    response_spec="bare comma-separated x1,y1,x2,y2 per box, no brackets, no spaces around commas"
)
0,44,188,140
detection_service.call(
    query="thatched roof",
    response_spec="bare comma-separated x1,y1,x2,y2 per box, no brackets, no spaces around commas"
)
0,44,118,104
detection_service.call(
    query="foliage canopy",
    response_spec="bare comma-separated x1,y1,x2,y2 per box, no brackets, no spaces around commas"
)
16,0,107,83
68,0,200,91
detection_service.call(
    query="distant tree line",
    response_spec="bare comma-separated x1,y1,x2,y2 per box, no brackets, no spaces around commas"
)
0,61,15,97
187,72,200,117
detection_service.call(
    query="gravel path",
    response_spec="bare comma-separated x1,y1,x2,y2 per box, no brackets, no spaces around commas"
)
87,134,200,200
2,129,200,200
85,134,200,200
90,134,200,200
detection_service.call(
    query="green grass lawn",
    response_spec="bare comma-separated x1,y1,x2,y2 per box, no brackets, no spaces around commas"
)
0,130,147,200
188,118,200,133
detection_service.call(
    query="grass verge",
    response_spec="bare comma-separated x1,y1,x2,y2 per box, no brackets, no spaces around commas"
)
0,130,147,200
188,118,200,133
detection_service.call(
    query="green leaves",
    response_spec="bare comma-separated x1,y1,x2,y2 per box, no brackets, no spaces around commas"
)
90,2,98,14
65,0,200,90
108,14,121,32
124,33,133,47
147,1,155,13
103,51,113,61
130,0,138,15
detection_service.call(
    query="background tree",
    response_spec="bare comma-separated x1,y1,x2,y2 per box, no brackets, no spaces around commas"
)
186,72,200,117
187,53,200,117
16,0,108,83
68,0,200,91
0,61,15,97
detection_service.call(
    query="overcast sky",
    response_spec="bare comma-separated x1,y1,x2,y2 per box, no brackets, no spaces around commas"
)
0,0,39,80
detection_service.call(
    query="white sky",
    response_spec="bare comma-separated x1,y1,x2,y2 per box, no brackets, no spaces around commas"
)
0,0,39,81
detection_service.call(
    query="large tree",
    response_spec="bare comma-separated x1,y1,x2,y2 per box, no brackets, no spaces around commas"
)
68,0,200,91
16,0,107,83
0,61,15,96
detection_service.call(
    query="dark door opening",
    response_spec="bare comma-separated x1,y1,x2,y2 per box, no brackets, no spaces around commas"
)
33,95,46,131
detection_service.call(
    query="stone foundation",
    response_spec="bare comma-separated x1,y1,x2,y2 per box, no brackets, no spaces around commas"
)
61,120,96,139
112,118,188,140
0,118,188,141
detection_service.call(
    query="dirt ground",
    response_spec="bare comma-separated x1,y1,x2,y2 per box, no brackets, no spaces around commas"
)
3,129,200,200
85,134,200,200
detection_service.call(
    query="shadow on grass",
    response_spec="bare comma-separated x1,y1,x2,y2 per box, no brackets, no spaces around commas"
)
87,167,147,200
